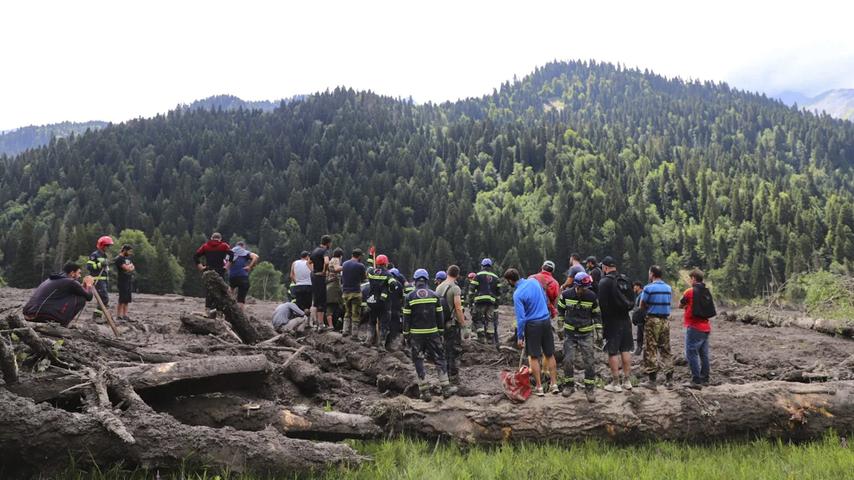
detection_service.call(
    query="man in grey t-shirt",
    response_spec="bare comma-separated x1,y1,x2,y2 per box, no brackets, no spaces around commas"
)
437,265,465,384
272,302,307,331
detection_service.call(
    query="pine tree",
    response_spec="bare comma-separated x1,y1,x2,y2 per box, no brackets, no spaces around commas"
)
9,219,40,288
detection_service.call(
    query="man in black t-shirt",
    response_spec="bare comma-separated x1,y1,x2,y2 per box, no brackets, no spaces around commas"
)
309,235,332,329
114,244,135,321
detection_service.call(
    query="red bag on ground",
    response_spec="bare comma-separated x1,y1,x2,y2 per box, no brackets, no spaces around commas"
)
500,349,531,402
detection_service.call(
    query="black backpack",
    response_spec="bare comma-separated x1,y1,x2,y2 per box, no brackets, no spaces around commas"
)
691,284,716,319
437,283,455,326
612,273,635,312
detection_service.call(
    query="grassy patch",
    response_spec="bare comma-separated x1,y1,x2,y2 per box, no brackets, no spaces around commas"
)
46,434,853,480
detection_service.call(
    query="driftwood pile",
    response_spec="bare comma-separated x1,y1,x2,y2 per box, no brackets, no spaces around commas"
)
0,270,852,477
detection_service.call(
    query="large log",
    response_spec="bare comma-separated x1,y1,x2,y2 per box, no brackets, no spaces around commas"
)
8,354,269,403
157,392,381,441
0,386,362,477
373,380,854,443
202,270,261,344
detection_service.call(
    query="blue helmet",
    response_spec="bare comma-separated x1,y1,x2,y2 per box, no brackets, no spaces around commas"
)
413,268,429,281
481,258,493,267
573,272,592,287
435,270,447,281
388,268,400,277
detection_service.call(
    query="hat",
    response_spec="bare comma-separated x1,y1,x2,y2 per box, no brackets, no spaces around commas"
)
601,256,617,267
542,260,555,272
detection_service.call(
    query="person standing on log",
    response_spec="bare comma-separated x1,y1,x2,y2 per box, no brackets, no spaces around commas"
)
290,251,313,313
403,268,457,401
639,265,674,390
113,244,136,321
597,256,636,393
530,260,560,321
387,267,406,350
340,248,367,337
194,232,234,318
325,247,345,331
437,265,465,385
228,242,259,309
23,262,95,326
557,272,600,402
631,281,646,356
365,254,394,350
470,258,502,348
309,235,332,331
679,269,714,389
504,268,559,397
87,235,114,322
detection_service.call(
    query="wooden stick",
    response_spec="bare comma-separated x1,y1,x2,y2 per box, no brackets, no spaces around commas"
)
91,288,120,337
281,346,306,369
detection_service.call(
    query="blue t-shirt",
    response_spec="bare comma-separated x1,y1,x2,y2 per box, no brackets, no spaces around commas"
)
229,254,251,278
513,278,551,339
640,279,672,316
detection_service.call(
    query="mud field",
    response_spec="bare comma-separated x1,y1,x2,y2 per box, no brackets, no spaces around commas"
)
0,282,852,476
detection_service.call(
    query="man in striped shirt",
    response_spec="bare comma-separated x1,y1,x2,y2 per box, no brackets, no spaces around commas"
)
639,265,674,390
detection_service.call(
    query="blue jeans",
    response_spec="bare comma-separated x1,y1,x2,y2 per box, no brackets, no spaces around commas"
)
685,327,710,384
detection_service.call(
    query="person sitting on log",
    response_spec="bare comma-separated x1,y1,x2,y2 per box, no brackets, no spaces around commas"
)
23,262,95,327
403,268,457,401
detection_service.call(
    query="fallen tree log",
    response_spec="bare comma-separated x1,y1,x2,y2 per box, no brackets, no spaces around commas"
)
0,384,362,477
156,392,381,441
203,270,261,344
180,314,242,342
8,354,270,403
372,380,854,443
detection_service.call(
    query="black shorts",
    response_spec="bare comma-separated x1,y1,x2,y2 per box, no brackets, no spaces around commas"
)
311,275,327,312
524,319,554,359
603,317,633,355
117,278,132,304
229,276,250,303
293,284,313,311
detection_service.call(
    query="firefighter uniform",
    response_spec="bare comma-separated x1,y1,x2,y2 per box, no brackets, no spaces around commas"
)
403,280,454,400
557,287,601,393
86,250,110,318
469,270,501,346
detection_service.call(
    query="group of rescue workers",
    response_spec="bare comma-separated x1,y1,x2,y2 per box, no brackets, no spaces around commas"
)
21,232,717,404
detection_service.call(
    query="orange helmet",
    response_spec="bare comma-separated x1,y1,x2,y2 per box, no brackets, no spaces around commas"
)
97,236,114,250
375,254,389,266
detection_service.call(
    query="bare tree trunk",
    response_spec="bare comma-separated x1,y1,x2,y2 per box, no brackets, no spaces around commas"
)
203,270,260,343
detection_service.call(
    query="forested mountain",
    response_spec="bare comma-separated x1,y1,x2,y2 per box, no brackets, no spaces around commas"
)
0,121,108,156
1,60,853,299
803,89,854,121
183,94,299,113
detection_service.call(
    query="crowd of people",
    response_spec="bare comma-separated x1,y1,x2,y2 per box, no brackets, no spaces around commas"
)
20,232,717,403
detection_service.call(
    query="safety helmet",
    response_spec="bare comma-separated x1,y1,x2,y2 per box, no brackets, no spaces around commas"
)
413,268,429,281
481,258,493,267
573,272,592,286
467,272,476,280
585,256,598,265
435,271,447,281
97,236,114,250
375,254,389,266
388,268,400,277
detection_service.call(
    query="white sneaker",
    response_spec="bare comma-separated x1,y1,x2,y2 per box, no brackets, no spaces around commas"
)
603,382,622,393
622,381,633,391
534,386,545,397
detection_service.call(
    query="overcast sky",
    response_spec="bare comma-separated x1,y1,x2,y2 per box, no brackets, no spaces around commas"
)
2,1,853,131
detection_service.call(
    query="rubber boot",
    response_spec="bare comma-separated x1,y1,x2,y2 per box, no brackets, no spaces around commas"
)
363,326,376,347
342,318,352,337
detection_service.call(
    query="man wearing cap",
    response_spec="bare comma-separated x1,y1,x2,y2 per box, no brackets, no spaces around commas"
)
228,241,259,308
340,248,367,337
597,256,635,393
403,268,457,401
530,260,560,320
470,258,502,348
113,244,136,321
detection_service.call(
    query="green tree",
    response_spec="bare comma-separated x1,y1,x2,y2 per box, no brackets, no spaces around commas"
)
8,219,40,287
249,261,284,301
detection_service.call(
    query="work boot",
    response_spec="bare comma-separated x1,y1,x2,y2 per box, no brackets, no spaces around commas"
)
683,381,702,390
448,374,460,386
419,383,432,402
441,384,458,398
92,311,106,324
562,382,575,397
342,318,352,337
664,373,674,389
476,331,486,343
585,387,596,403
640,373,658,391
363,328,376,347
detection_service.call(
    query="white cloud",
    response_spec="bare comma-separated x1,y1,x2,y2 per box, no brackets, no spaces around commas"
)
1,0,852,130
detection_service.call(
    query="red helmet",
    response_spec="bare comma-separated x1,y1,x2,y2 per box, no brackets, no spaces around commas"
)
97,235,114,249
467,272,476,280
375,254,389,266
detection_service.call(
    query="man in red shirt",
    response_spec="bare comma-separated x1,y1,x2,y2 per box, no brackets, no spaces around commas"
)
679,269,712,389
530,261,560,321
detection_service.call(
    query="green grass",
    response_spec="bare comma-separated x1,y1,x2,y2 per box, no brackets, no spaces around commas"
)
45,434,854,480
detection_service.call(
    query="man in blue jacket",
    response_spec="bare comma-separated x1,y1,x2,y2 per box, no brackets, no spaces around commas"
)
504,268,559,397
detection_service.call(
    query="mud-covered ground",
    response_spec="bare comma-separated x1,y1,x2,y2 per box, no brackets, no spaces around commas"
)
2,284,851,417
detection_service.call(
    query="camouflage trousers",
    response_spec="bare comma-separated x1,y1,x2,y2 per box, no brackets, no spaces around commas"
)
642,315,674,376
342,292,362,324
